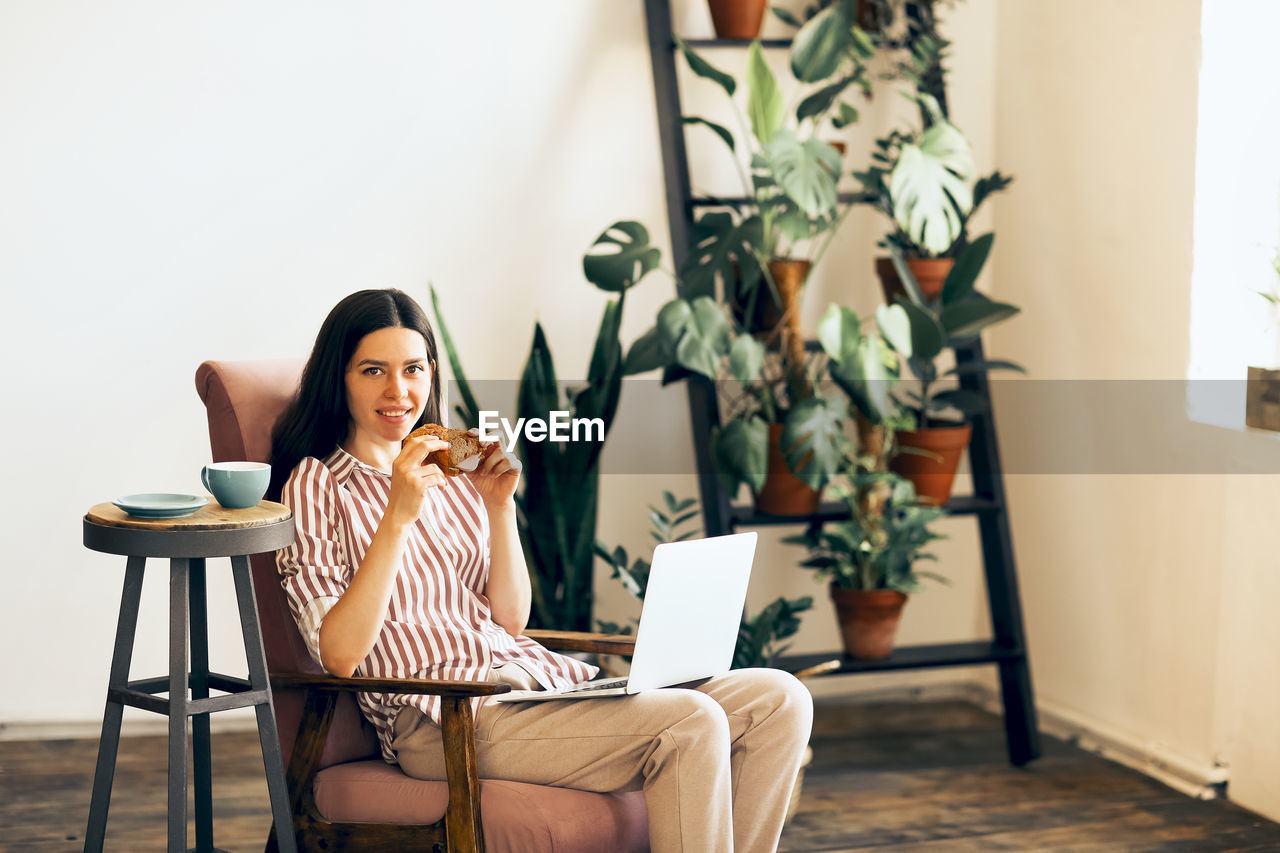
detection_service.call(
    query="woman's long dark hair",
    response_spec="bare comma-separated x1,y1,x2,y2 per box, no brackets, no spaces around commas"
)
268,288,442,500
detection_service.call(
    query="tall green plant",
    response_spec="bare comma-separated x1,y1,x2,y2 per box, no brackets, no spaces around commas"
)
430,221,661,630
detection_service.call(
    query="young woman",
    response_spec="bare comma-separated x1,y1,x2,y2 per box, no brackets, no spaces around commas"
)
271,288,812,853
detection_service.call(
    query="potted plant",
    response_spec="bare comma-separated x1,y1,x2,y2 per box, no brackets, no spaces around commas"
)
849,24,1013,304
877,233,1023,504
1246,249,1280,431
626,293,848,515
784,463,947,659
674,7,877,362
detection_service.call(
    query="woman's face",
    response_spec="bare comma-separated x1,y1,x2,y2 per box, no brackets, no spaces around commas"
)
344,325,434,447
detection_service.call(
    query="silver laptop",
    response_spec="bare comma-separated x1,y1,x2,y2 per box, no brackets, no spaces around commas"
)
493,531,758,702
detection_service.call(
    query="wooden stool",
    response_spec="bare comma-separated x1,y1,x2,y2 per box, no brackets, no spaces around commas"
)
82,501,298,853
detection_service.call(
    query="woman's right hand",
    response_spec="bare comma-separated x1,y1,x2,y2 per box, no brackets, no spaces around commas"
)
385,434,451,529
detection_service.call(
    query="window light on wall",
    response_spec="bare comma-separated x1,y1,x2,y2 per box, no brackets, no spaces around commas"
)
1187,0,1280,431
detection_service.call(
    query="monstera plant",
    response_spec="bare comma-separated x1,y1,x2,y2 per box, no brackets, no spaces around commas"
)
430,221,661,630
626,292,848,515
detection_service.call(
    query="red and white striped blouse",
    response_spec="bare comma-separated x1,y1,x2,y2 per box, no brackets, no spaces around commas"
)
276,446,597,762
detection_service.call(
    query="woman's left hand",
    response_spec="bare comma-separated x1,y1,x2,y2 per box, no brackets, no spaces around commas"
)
465,434,521,511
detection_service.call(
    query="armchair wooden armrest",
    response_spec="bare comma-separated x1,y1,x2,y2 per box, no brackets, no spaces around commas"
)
270,672,510,697
271,671,506,853
524,629,637,656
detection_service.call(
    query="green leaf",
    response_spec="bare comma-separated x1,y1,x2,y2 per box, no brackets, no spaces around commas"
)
763,131,840,218
659,296,731,378
818,303,862,363
746,41,784,145
889,119,976,254
675,34,735,97
681,116,735,153
622,325,669,376
796,75,853,123
896,299,946,361
790,4,849,83
780,397,845,489
831,101,859,130
929,388,988,417
428,283,482,429
583,221,660,292
728,334,766,384
938,294,1021,339
944,358,1025,377
771,7,803,28
712,415,770,494
940,232,994,306
679,212,761,302
876,303,912,357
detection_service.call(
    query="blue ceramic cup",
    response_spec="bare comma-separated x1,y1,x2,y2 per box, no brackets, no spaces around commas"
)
201,461,270,509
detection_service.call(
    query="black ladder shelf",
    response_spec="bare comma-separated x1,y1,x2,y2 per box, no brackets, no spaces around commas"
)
641,0,1041,766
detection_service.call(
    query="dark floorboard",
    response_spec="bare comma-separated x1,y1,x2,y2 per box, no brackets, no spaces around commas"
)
2,698,1278,851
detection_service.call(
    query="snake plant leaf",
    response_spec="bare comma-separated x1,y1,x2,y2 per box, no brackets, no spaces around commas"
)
764,131,840,219
889,119,975,255
896,299,946,361
675,34,735,97
876,303,913,358
428,283,481,429
728,334,766,384
938,293,1020,340
746,41,784,145
622,324,669,376
681,116,735,153
796,75,854,123
711,415,769,494
781,396,845,489
940,232,994,307
790,3,850,82
583,221,660,292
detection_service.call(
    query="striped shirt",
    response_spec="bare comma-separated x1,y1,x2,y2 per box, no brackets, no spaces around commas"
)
275,446,597,762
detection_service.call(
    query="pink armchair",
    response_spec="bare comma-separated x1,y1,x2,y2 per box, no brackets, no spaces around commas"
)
195,359,648,853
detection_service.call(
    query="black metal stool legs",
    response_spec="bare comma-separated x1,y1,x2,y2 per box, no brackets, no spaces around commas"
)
84,556,145,853
168,558,190,853
189,557,217,853
231,555,297,853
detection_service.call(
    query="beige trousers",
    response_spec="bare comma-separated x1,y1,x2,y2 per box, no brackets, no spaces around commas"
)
392,667,813,853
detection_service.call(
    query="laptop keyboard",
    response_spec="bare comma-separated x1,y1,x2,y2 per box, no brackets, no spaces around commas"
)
558,676,628,694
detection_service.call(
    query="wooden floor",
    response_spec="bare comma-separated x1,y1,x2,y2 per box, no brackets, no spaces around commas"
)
3,698,1279,852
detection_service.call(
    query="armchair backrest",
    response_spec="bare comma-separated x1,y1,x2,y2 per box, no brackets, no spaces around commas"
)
195,359,380,769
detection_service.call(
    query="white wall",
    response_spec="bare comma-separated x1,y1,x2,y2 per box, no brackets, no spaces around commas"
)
996,0,1280,823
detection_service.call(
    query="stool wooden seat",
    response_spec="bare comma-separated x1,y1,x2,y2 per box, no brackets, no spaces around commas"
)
82,500,298,853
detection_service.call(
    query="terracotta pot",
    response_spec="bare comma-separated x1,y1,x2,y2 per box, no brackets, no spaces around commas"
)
754,423,821,516
829,586,907,659
707,0,767,39
891,421,972,506
874,256,954,305
730,258,810,353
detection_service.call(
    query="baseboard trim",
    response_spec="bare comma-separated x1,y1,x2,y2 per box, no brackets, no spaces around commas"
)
964,685,1229,800
0,711,260,743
